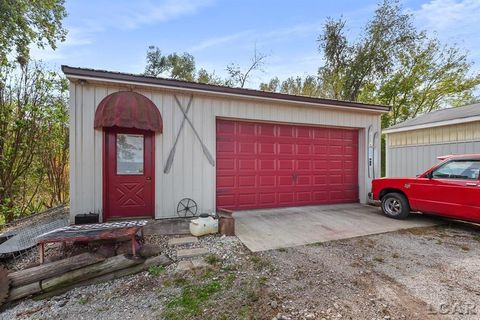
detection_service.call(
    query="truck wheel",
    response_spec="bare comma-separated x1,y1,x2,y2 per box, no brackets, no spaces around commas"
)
381,192,410,219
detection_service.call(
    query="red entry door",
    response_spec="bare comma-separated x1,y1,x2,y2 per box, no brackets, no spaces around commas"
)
104,128,155,220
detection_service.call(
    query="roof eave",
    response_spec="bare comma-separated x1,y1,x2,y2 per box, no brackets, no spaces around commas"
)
383,115,480,134
62,65,390,114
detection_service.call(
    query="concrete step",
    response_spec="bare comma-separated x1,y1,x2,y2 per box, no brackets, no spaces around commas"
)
175,258,210,273
176,247,209,259
168,236,198,246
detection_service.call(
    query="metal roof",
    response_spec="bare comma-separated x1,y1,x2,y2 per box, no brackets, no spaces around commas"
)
384,103,480,134
61,66,390,113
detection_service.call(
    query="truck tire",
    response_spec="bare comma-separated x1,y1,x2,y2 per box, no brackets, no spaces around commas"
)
381,192,410,219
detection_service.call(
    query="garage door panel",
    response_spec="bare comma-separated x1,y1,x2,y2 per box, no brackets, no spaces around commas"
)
259,143,275,155
278,160,294,170
313,175,328,185
216,194,236,207
217,176,235,188
278,176,294,186
296,160,311,170
216,119,358,210
278,143,294,154
259,175,276,187
217,158,235,170
297,144,311,154
278,192,295,204
259,159,276,170
238,159,256,170
238,123,256,136
259,193,276,205
238,142,255,154
238,175,256,187
296,192,312,202
296,176,311,186
258,124,275,137
279,126,295,137
217,141,235,153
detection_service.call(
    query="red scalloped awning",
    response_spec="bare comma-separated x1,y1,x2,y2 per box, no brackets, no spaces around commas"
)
94,91,163,132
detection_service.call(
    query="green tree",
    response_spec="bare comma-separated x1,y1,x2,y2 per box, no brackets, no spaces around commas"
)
197,68,224,85
361,37,480,127
144,46,196,81
0,0,67,64
144,46,269,87
0,62,68,222
39,77,69,207
316,0,479,126
260,76,323,96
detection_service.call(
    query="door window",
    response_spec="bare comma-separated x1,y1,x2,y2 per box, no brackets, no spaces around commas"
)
432,160,480,180
116,134,144,175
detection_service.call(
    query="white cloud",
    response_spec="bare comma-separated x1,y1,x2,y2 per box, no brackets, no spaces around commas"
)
412,0,480,64
113,0,214,30
189,30,254,52
188,21,324,54
414,0,480,31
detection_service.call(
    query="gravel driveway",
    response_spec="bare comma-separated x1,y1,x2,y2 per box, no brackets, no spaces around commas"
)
1,221,479,320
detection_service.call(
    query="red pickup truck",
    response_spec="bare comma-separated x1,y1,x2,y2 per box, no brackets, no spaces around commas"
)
370,154,480,223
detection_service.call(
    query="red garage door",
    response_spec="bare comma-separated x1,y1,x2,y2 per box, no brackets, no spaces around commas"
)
216,119,359,210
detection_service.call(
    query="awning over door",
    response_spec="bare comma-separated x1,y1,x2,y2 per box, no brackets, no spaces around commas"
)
94,91,163,132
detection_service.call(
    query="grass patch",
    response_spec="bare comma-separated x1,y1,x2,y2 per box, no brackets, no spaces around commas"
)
401,226,435,236
473,235,480,242
78,296,89,305
148,265,165,276
163,280,222,319
307,241,325,247
173,277,189,286
277,247,287,252
373,256,384,263
221,264,238,272
249,254,271,271
204,254,222,265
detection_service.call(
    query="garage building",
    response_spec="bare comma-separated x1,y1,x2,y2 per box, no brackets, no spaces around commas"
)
62,66,389,221
384,103,480,177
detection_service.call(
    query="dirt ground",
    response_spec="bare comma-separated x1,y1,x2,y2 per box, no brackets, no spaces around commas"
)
2,220,479,320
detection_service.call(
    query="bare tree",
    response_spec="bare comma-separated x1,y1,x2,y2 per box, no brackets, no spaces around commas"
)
226,47,268,88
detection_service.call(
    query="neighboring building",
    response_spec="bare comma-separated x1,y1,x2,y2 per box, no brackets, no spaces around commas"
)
384,103,480,177
62,66,388,222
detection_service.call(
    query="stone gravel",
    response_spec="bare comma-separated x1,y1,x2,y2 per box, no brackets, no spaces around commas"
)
1,222,479,320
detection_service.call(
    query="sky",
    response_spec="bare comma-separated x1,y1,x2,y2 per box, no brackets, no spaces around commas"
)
32,0,480,89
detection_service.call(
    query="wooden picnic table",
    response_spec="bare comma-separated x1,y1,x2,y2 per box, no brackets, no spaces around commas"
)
36,221,147,264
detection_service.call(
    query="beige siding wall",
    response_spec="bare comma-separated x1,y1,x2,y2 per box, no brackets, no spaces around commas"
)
386,121,480,177
388,122,480,147
69,82,382,221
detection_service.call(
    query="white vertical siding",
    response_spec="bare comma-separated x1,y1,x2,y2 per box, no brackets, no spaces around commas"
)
69,82,383,220
386,121,480,177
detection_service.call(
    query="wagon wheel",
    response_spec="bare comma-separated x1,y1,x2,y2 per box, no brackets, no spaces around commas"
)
177,198,198,217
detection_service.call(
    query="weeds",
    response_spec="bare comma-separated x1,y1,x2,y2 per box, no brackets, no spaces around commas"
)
163,280,222,319
250,254,270,271
148,265,165,276
78,296,89,305
204,254,222,265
